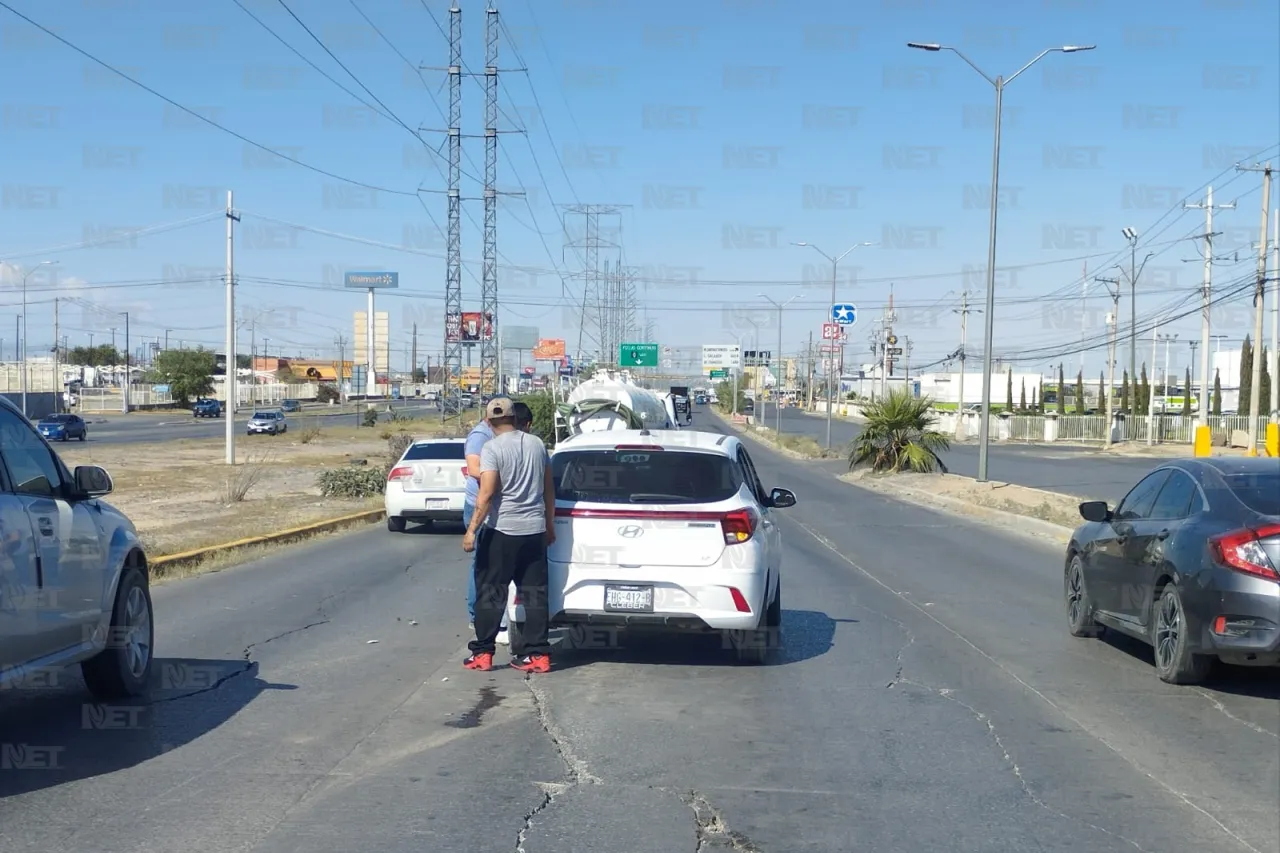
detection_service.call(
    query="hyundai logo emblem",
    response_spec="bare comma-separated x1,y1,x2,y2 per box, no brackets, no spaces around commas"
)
618,525,644,538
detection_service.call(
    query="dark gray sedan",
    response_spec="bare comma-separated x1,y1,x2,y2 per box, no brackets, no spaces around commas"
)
1064,457,1280,685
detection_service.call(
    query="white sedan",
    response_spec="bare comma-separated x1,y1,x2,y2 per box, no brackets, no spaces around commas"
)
385,438,467,532
506,428,794,663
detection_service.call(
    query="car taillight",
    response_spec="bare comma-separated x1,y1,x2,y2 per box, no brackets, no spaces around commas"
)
721,508,757,545
1210,524,1280,581
387,466,413,482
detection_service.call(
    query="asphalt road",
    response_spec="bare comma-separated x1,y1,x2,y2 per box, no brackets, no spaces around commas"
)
752,402,1159,502
75,399,443,445
3,421,1276,851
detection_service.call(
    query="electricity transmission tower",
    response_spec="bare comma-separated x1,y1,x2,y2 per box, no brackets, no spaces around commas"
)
562,204,632,366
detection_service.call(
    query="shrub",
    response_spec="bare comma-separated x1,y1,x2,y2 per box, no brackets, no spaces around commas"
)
362,407,379,428
386,431,415,464
516,393,557,444
316,383,340,404
316,467,385,498
299,426,321,444
849,388,950,474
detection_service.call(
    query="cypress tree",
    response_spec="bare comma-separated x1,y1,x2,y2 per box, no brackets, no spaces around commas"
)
1238,336,1253,414
1020,378,1027,412
1097,371,1105,413
1056,364,1066,415
1074,369,1085,414
1182,368,1191,417
1212,368,1222,416
1260,346,1272,414
1031,385,1039,411
1139,364,1150,413
1120,371,1130,413
1006,368,1014,411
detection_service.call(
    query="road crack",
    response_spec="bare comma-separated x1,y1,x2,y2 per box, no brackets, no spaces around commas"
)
515,678,600,853
681,790,763,852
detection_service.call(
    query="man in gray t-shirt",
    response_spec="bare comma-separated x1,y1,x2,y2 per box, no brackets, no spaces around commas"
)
462,398,555,673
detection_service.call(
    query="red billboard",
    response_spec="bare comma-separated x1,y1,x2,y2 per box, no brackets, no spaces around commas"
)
446,312,493,343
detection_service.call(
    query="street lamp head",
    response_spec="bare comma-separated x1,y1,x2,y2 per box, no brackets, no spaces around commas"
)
1060,45,1096,53
790,241,808,247
907,42,942,51
1121,226,1138,242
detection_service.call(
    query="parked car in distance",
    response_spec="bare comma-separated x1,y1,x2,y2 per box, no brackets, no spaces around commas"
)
281,399,301,413
385,438,467,532
506,429,795,663
36,413,88,442
247,410,287,435
1065,458,1280,684
192,399,222,418
0,395,155,699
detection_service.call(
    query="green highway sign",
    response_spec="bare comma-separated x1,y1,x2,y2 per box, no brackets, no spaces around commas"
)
620,342,659,367
709,368,728,379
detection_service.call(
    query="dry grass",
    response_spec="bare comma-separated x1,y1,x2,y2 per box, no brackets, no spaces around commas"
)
731,420,842,460
55,419,466,558
844,470,1084,531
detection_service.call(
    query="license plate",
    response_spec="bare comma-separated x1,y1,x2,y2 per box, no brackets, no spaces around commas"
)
604,585,654,613
425,498,448,507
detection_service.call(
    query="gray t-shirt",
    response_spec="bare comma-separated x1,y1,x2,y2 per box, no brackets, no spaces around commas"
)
480,430,552,535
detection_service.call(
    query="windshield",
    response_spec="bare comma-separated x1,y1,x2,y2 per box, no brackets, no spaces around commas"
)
552,449,743,504
1223,473,1280,516
40,415,75,423
402,442,465,460
251,412,276,420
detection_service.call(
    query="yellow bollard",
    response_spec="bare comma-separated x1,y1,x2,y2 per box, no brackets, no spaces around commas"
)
1266,423,1280,458
1193,425,1213,458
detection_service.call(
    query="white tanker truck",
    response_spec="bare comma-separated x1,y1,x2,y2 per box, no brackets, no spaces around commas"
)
554,371,679,441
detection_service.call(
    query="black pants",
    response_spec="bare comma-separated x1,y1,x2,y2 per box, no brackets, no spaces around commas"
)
469,528,551,657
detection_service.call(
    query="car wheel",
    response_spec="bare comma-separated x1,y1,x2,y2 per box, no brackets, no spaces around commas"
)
1152,584,1214,685
79,431,86,441
387,516,406,532
764,579,782,629
508,620,526,656
1065,554,1104,638
81,565,154,700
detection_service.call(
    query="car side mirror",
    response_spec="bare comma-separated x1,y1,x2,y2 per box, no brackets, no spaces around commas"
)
1078,500,1111,523
74,465,113,498
769,488,797,509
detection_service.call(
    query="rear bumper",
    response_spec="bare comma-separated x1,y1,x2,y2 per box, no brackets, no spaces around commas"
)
386,489,466,522
1199,572,1280,666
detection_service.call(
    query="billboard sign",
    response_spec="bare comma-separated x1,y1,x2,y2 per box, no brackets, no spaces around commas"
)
343,271,399,289
532,338,566,360
446,311,493,343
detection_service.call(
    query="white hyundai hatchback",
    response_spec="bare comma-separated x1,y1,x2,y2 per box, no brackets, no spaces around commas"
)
385,438,467,532
506,429,795,663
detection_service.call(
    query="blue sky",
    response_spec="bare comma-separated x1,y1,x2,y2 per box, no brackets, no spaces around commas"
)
1,0,1277,378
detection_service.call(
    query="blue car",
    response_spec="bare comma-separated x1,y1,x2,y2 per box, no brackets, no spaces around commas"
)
37,413,88,441
192,399,222,418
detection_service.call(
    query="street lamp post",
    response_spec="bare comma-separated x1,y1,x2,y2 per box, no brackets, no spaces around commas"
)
791,240,873,450
20,260,58,419
759,293,803,434
908,41,1095,482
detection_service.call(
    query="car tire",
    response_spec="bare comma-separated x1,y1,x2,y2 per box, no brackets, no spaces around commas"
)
764,579,782,629
79,431,86,441
1065,554,1104,638
387,516,406,532
81,565,154,700
1152,584,1214,685
508,620,525,656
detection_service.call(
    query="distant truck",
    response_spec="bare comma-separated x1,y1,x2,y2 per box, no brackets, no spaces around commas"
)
669,385,692,424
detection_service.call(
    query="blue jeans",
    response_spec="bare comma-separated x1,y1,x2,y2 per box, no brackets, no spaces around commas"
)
463,501,478,621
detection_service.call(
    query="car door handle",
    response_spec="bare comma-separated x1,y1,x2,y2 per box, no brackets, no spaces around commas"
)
36,518,53,536
1156,529,1170,541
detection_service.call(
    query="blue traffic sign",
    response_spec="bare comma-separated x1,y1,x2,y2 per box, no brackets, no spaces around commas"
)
832,303,857,325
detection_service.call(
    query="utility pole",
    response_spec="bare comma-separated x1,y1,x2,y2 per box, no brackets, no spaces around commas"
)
953,290,978,437
122,311,130,414
1188,340,1200,415
806,330,814,409
1147,320,1159,447
411,323,418,383
52,298,60,414
1184,186,1235,429
225,189,239,465
1236,163,1273,453
1095,276,1121,447
1272,206,1278,424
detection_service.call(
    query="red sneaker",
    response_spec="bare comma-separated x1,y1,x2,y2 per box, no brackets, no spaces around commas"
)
510,654,550,674
463,652,494,671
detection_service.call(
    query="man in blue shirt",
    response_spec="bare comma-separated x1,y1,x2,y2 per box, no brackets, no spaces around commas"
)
463,412,495,627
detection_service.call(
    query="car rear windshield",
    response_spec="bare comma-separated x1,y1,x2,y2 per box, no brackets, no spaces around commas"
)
552,449,743,504
1223,473,1280,516
403,442,465,460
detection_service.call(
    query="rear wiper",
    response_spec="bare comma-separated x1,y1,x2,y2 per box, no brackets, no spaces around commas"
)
629,493,691,502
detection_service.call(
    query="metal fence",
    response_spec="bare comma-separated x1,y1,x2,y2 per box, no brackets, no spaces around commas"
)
75,382,320,412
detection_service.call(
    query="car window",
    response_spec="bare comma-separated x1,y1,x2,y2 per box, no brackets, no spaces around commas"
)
0,407,64,497
1221,473,1280,516
403,442,466,460
1149,471,1199,520
552,449,743,504
736,448,767,504
252,412,273,419
1115,470,1171,521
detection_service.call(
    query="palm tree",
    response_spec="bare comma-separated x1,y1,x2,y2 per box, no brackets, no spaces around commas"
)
848,388,951,474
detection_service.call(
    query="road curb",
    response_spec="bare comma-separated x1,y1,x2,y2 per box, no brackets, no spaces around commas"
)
846,477,1074,544
151,508,386,571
